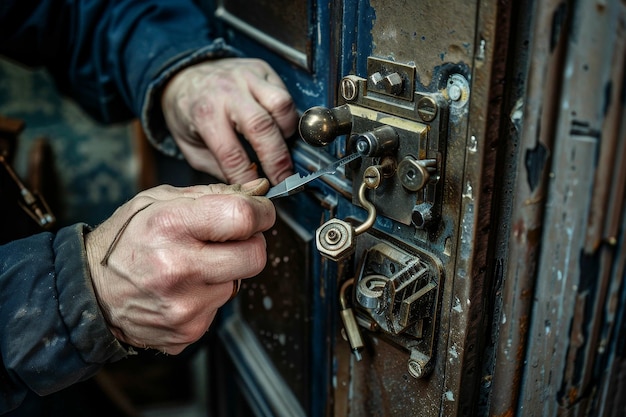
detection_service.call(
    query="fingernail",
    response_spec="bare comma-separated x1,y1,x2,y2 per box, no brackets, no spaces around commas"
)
241,178,269,196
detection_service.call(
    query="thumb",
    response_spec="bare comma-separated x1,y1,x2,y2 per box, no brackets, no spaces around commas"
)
232,178,270,197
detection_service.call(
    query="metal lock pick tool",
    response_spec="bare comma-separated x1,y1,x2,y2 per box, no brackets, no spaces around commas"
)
265,152,362,200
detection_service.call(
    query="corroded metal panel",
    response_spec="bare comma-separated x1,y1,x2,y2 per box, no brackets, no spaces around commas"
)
516,1,626,415
369,0,477,88
334,1,512,416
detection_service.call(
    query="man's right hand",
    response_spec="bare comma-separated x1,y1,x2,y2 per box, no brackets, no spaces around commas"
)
85,178,273,354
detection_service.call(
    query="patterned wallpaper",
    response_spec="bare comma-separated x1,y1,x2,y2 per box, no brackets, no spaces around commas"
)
0,60,138,227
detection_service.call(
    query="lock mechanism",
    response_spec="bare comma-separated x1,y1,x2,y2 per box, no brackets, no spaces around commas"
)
341,57,448,228
299,57,449,228
301,57,449,377
354,233,443,378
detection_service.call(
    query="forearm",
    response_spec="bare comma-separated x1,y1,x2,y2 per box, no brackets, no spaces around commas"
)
0,0,238,150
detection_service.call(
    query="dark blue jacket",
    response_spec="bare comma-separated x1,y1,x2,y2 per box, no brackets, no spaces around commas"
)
0,0,238,412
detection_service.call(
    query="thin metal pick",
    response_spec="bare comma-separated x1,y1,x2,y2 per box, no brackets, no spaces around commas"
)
265,152,362,200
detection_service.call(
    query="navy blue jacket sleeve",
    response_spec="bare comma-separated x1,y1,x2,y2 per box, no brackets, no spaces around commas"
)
0,0,240,156
0,224,129,413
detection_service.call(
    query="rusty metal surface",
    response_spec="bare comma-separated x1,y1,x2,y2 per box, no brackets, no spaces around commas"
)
487,0,571,415
369,0,476,88
347,333,440,417
517,1,626,415
341,1,513,416
354,1,479,416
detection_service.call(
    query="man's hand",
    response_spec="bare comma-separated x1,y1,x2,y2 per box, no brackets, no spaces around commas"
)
85,178,273,354
162,58,298,185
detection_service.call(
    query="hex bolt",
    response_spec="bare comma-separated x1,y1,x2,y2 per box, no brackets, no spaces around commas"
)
370,71,384,86
411,203,434,229
416,96,438,122
383,72,403,95
316,219,355,261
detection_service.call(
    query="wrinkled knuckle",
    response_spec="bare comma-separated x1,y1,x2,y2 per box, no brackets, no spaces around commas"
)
146,254,179,291
190,101,216,123
268,92,296,116
244,112,276,138
218,147,249,172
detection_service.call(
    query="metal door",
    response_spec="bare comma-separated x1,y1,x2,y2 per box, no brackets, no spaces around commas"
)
198,1,626,416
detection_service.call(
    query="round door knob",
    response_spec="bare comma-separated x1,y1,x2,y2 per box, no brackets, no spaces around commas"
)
298,104,353,147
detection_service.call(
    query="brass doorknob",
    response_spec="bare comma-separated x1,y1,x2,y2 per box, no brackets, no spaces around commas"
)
298,104,352,147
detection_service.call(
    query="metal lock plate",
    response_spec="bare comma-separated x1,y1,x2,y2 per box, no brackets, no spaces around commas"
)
340,57,448,227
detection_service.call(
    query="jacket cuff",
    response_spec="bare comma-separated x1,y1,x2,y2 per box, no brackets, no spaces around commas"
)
54,224,129,365
141,39,241,158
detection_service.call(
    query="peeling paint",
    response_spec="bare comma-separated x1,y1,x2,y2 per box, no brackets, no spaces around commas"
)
524,141,548,192
510,98,524,132
449,344,459,359
453,297,463,313
463,181,474,199
468,135,478,153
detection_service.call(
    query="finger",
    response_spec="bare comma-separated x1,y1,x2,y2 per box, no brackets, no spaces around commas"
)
227,97,293,184
247,76,298,139
194,114,260,184
183,235,269,285
137,179,269,201
184,191,275,240
113,282,232,353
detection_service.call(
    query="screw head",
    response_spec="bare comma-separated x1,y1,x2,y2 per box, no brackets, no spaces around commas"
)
324,228,341,244
448,84,462,101
416,96,438,122
363,166,382,189
340,77,358,101
407,351,432,379
408,359,424,378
